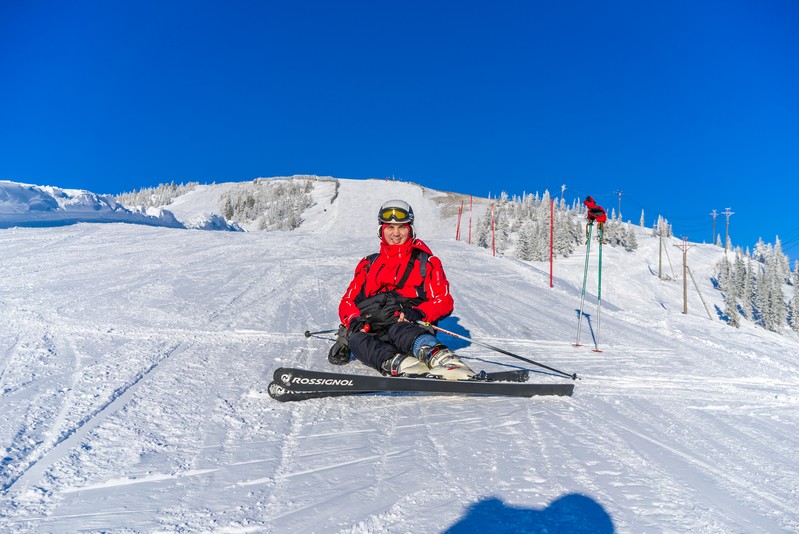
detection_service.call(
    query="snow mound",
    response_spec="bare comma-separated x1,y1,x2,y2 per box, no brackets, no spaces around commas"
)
183,212,243,231
0,181,185,229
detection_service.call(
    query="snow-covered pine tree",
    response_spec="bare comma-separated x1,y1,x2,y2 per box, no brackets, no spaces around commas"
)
654,215,672,238
495,195,511,253
601,219,617,246
724,282,741,328
715,254,732,291
790,261,799,331
625,221,638,252
474,206,492,249
742,257,756,320
773,236,791,283
752,238,771,264
553,210,576,257
535,220,550,260
790,282,799,334
514,220,536,261
759,247,787,333
733,251,747,299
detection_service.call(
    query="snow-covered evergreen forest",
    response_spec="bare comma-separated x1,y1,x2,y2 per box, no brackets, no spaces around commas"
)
468,186,799,334
715,237,799,334
218,177,319,231
116,176,328,232
469,190,638,260
116,181,200,208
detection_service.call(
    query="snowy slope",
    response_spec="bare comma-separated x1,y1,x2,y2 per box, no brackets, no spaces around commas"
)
1,178,798,533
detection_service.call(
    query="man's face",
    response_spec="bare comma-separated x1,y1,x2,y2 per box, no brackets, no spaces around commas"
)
383,223,410,245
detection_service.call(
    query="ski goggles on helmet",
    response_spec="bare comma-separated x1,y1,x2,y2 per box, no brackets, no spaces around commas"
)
379,207,412,223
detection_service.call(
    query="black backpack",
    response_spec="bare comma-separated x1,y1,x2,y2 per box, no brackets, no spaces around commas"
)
353,249,431,332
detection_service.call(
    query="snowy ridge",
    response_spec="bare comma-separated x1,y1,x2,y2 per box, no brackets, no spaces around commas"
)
0,177,798,532
0,181,184,229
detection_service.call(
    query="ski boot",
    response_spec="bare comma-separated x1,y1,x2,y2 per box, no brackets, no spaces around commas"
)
381,353,430,377
417,344,475,380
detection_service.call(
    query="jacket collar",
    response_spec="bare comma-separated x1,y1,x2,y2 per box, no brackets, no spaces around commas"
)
380,238,414,258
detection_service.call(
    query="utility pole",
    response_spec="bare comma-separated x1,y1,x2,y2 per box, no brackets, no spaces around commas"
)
614,190,623,221
674,237,695,314
710,209,718,245
722,208,734,250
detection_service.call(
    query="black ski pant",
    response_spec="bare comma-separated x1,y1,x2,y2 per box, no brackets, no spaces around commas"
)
349,322,432,371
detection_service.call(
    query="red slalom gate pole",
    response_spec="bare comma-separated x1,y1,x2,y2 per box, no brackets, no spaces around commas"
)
550,198,554,288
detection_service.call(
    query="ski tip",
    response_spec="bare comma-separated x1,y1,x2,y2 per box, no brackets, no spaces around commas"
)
267,381,289,401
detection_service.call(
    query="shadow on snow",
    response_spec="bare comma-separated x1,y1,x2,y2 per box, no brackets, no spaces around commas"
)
444,494,615,534
437,316,472,352
574,308,599,348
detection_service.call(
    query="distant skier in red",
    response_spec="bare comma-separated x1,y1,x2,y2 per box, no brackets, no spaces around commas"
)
583,196,607,240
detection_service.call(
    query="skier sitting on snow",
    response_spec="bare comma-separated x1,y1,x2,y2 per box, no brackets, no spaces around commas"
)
328,199,474,380
583,196,607,239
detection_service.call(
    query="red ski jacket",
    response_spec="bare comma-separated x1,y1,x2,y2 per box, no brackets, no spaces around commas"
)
339,238,454,327
584,197,608,223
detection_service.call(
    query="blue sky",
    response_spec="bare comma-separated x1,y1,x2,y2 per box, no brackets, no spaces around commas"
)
2,1,798,260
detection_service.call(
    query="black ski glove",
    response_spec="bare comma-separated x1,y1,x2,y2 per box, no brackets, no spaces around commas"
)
347,316,367,336
400,306,424,323
328,324,351,365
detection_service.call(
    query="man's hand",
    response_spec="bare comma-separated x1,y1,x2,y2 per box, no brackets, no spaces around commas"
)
398,306,424,323
327,324,351,365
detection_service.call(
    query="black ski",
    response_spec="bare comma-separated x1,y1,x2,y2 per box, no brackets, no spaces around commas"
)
268,367,573,402
268,381,352,402
267,381,349,402
267,368,531,402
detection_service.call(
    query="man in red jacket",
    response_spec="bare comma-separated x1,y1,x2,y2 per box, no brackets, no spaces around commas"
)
330,199,474,380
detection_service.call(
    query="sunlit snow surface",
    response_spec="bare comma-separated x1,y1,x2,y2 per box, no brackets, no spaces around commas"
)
1,178,797,533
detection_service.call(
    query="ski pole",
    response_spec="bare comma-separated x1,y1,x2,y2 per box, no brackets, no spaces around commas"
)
304,328,338,338
575,222,593,346
594,225,604,352
419,322,577,380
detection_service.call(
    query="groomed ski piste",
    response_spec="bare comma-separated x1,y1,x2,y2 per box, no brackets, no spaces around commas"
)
1,177,798,533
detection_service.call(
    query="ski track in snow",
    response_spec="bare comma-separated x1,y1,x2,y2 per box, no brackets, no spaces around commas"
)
1,179,798,533
3,339,190,494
